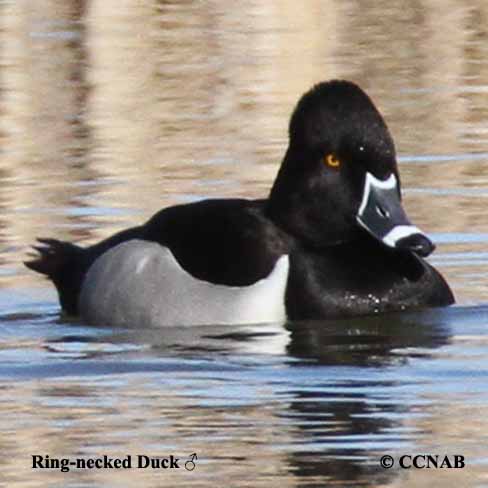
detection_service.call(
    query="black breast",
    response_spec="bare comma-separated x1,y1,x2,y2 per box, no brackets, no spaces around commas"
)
285,235,454,319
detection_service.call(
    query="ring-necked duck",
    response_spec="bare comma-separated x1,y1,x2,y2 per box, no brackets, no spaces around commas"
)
25,80,454,326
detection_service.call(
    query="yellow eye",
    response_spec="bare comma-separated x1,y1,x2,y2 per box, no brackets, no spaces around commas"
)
325,153,340,168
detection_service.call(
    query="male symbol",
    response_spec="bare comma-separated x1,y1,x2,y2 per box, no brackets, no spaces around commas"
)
185,453,198,471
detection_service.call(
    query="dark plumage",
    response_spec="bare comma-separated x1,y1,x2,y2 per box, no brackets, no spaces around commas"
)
25,80,454,323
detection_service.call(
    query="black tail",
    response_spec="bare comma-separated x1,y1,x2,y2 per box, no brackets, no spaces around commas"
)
25,238,85,315
25,238,74,276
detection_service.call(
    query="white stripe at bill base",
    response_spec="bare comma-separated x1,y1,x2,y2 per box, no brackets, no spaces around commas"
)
382,225,423,247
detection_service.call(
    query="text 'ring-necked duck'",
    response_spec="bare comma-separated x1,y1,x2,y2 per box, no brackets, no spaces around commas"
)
25,80,455,326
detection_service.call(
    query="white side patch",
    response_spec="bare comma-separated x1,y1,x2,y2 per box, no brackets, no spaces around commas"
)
382,225,422,247
79,240,289,327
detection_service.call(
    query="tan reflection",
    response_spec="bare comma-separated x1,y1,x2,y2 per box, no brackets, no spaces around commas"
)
1,0,488,297
84,0,339,222
387,393,488,487
0,379,299,488
2,0,94,256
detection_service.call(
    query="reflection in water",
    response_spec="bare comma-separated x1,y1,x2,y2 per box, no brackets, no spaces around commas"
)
2,0,95,255
284,311,452,485
0,307,461,486
2,1,488,486
287,310,450,366
1,0,488,300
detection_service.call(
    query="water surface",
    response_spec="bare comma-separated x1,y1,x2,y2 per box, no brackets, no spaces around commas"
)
2,1,488,486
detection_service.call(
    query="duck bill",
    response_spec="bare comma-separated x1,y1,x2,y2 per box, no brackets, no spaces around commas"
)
356,173,435,257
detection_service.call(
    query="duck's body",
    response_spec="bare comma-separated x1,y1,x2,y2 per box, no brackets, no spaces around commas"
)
26,80,454,326
79,239,290,327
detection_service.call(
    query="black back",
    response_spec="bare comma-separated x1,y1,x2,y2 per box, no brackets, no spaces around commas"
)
25,79,455,318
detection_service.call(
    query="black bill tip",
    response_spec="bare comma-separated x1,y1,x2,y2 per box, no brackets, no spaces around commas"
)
396,233,436,257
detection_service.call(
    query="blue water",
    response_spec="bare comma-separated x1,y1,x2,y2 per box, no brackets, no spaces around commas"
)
3,1,488,486
1,297,488,485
